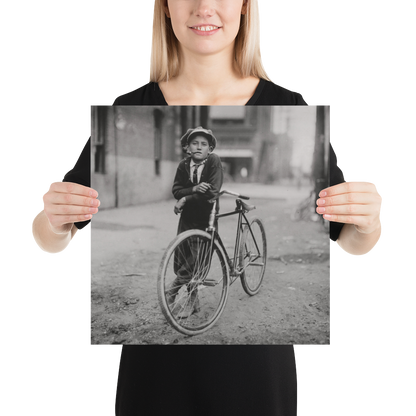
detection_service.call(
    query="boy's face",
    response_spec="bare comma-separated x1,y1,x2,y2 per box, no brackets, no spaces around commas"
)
188,135,212,162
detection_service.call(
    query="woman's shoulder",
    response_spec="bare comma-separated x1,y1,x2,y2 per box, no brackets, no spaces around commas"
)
113,82,167,106
250,79,307,106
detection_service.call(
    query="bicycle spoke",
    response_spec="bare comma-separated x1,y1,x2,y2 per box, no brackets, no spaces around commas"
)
158,230,229,334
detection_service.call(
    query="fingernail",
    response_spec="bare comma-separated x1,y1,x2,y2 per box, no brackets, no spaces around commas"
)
323,214,332,219
317,199,326,205
317,207,325,213
320,191,327,197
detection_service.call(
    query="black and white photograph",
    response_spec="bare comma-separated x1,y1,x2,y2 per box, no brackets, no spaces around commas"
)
91,105,330,345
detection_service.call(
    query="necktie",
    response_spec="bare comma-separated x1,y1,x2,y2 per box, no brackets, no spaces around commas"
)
193,163,201,184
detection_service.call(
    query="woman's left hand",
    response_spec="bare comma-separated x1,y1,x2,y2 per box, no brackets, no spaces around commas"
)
316,182,382,234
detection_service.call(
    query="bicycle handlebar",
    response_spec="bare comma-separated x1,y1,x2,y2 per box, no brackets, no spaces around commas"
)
209,189,250,203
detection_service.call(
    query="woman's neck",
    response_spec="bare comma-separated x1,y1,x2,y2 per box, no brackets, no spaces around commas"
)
161,54,239,104
159,49,260,106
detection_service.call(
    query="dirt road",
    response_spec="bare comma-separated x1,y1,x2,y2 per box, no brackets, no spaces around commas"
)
91,183,329,345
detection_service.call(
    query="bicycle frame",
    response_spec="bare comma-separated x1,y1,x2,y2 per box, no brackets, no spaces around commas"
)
206,198,261,285
157,189,266,335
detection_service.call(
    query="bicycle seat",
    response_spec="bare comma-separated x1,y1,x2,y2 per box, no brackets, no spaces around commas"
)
236,199,256,212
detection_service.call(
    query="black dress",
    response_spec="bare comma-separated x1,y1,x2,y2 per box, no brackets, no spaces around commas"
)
111,79,309,105
116,344,298,416
63,79,345,416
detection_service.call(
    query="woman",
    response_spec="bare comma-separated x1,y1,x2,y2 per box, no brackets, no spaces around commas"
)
112,0,384,257
109,0,308,107
31,0,384,257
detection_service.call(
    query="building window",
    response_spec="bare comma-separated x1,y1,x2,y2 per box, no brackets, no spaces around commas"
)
154,110,163,175
209,106,246,124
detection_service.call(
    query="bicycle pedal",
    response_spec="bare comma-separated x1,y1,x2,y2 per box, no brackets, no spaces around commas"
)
202,279,217,287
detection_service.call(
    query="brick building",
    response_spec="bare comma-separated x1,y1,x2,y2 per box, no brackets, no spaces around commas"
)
91,106,322,209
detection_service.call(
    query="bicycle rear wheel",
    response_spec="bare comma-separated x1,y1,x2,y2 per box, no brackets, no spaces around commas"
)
158,230,229,335
239,217,267,295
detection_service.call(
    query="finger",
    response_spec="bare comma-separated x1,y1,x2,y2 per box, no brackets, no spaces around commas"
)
322,213,362,224
322,213,377,231
319,182,376,198
317,192,380,207
49,182,99,198
47,203,99,216
45,192,101,208
47,213,94,228
316,204,374,216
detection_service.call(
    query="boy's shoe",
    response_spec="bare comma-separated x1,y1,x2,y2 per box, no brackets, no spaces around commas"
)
177,293,200,319
166,292,176,309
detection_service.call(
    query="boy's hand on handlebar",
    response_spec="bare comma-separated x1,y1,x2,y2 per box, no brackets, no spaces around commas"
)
43,182,100,234
193,182,211,194
174,197,186,215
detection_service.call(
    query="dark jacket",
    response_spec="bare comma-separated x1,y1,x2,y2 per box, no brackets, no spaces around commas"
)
172,153,223,225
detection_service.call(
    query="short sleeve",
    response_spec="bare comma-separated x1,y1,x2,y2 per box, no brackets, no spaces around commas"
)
329,143,347,243
62,138,91,230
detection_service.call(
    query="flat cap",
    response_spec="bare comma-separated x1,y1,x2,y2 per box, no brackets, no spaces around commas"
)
180,126,217,150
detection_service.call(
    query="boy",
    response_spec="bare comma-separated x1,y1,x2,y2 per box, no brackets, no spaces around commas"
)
168,126,224,318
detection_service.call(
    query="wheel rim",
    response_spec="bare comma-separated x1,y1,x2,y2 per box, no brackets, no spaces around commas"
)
240,220,266,293
161,233,228,333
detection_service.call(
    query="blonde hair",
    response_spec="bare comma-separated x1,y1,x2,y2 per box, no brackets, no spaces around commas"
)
150,0,270,82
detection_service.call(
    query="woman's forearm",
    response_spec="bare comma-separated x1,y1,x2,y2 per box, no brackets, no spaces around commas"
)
336,222,381,255
32,210,77,253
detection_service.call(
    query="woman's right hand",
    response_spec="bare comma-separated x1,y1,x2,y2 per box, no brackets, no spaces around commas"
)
43,182,100,234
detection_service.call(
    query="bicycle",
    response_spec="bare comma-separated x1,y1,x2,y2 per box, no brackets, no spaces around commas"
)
157,190,267,335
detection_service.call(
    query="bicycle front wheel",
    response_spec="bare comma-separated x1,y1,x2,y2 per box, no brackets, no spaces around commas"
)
239,217,267,295
158,230,229,336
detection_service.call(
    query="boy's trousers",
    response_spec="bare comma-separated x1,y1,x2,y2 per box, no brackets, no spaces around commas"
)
171,216,218,294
